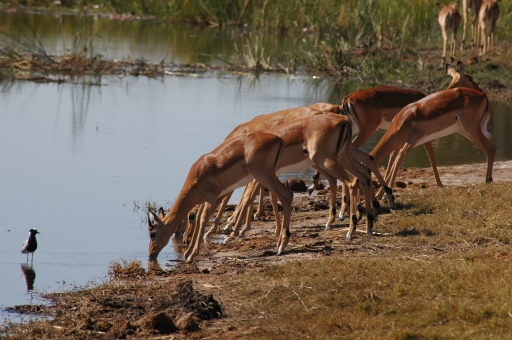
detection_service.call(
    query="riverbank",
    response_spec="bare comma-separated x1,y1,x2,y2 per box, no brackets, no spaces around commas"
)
1,7,512,101
2,160,512,339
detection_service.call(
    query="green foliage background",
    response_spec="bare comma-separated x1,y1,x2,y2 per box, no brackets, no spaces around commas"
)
2,0,511,47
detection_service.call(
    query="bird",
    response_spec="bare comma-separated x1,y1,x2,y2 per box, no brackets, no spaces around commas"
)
21,228,40,262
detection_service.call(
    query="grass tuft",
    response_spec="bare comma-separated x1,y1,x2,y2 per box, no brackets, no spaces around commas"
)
108,259,146,280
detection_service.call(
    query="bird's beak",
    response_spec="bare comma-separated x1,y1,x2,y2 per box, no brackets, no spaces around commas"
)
36,231,41,234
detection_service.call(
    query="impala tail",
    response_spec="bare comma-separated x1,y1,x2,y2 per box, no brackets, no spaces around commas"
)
336,120,353,159
340,101,360,132
481,99,492,140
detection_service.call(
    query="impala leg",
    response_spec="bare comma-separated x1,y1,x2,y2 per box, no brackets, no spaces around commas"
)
339,181,349,221
346,177,359,240
204,192,232,238
231,181,259,238
313,155,369,240
385,149,399,183
342,151,378,234
458,115,496,183
387,143,415,192
450,31,457,62
253,185,266,221
240,183,262,238
185,200,215,261
307,170,321,195
355,185,363,222
184,204,202,245
441,28,448,65
461,1,468,50
349,145,395,209
276,187,293,256
252,176,292,256
269,191,282,236
472,17,479,47
422,142,443,187
319,171,338,230
480,28,486,56
225,181,256,231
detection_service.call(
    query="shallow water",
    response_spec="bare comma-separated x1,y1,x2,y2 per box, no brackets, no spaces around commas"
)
1,11,511,323
0,74,335,321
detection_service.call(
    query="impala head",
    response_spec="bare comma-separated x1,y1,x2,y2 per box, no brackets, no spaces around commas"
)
148,207,172,260
183,207,198,245
446,61,484,92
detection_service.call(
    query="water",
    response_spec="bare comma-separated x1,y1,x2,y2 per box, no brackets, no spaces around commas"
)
0,11,511,322
0,74,333,321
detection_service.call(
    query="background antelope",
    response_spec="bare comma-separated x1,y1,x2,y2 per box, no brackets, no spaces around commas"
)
437,3,461,65
479,0,500,56
461,0,483,49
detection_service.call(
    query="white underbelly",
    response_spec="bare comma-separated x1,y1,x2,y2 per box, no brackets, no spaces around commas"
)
220,174,253,196
415,123,461,146
276,158,314,176
378,120,392,130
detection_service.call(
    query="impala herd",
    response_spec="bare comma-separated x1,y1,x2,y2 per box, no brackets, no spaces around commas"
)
437,0,500,63
147,61,496,262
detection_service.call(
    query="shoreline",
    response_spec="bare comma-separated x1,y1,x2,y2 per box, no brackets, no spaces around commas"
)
2,159,512,339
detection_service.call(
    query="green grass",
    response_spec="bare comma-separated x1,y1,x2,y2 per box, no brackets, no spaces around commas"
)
3,1,512,43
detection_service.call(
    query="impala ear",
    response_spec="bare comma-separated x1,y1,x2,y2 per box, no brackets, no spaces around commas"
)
148,212,153,228
446,64,457,78
158,207,165,219
456,61,464,75
148,209,164,226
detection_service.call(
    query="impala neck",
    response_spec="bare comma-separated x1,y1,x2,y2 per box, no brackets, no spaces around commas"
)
162,186,203,233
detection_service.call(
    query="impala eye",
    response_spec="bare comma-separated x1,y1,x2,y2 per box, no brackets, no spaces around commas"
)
150,232,156,240
468,76,473,82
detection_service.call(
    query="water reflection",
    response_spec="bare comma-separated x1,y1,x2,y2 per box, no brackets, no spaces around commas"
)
20,263,36,291
0,11,299,65
171,235,187,255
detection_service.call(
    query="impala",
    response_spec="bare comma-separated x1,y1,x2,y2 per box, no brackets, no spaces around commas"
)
437,3,461,64
148,130,292,261
370,62,495,198
479,0,500,56
461,0,483,49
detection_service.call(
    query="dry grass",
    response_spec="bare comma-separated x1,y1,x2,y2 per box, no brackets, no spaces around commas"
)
228,182,512,339
108,258,147,280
